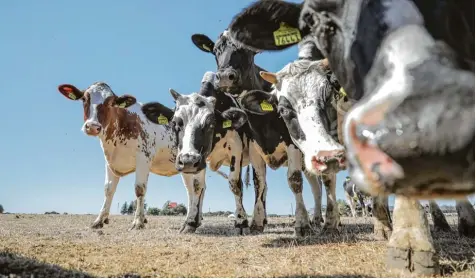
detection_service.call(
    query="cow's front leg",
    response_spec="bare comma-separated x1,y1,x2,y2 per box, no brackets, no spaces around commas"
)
129,159,150,231
249,145,267,234
92,164,120,229
227,161,248,235
387,196,439,275
372,195,392,240
456,198,475,238
345,191,357,218
179,170,206,234
321,173,340,234
287,145,311,238
304,172,324,227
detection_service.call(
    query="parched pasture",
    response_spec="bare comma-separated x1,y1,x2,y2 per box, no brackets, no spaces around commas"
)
0,214,474,278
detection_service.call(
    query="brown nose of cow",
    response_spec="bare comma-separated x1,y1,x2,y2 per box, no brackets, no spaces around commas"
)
85,123,102,136
311,149,346,173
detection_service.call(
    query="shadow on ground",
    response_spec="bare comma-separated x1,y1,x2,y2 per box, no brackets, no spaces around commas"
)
0,251,93,278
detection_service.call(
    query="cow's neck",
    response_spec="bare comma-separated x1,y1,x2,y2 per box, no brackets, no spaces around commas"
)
99,107,141,144
240,64,272,92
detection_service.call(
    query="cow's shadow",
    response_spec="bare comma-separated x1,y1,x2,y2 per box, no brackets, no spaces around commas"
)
0,251,93,278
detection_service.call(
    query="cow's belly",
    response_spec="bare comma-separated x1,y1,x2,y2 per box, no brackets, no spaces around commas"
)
252,141,288,170
150,147,179,177
103,144,138,177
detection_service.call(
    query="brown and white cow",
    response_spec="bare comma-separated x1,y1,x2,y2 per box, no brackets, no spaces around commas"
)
57,82,207,231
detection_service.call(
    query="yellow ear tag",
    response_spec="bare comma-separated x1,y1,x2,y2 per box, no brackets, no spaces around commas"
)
339,87,347,97
260,100,274,112
202,44,211,51
222,120,232,128
118,103,126,108
68,93,76,100
273,22,302,46
157,114,169,125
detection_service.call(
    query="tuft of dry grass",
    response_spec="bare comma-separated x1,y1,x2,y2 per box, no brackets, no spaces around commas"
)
0,214,474,278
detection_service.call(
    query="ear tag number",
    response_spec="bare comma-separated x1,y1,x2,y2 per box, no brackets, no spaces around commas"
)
118,103,126,108
260,100,274,112
222,120,232,128
158,114,169,125
273,22,302,46
68,93,76,100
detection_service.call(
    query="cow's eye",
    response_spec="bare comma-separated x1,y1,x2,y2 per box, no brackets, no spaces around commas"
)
279,106,292,117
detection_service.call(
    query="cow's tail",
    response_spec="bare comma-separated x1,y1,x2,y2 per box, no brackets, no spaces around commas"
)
216,170,228,180
244,165,250,189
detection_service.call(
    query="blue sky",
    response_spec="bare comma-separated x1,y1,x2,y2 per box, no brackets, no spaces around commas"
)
0,0,464,215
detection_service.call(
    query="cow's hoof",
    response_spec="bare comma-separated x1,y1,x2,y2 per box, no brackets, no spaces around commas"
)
294,225,312,238
128,221,145,231
320,227,340,236
250,225,265,235
374,227,392,241
458,220,475,238
235,227,251,236
179,224,197,234
144,218,148,224
310,218,323,228
91,220,104,229
103,218,109,225
387,247,439,276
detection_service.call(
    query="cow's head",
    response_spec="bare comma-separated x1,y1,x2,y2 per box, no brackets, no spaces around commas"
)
241,59,345,174
191,30,259,93
142,89,247,173
57,82,136,136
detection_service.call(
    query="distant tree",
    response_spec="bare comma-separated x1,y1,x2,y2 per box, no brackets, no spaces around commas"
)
147,207,161,216
0,204,4,214
120,202,128,215
127,201,134,215
175,204,187,215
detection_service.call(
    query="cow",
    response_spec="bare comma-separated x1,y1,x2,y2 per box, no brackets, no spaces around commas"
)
57,82,206,232
224,0,474,274
343,176,371,217
191,30,329,234
233,36,389,235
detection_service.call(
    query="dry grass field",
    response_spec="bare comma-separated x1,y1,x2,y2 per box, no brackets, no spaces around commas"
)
0,214,474,278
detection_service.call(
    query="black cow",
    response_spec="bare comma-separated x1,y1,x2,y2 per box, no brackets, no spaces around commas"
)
192,30,331,235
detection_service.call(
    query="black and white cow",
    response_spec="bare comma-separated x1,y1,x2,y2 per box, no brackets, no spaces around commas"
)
191,30,331,235
225,0,475,274
343,176,371,217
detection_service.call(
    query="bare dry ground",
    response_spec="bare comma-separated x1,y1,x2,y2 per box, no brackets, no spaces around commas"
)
0,214,474,278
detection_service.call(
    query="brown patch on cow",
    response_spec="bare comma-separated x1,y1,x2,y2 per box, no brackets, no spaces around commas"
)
135,184,146,197
102,106,142,143
288,171,303,194
82,93,91,121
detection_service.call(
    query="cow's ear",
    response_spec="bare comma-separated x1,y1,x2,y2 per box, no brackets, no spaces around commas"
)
191,34,215,53
142,102,174,125
240,90,277,115
221,108,248,129
58,84,84,100
113,94,137,108
227,0,309,51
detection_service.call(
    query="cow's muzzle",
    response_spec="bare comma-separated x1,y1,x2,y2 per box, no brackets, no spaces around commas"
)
176,153,205,173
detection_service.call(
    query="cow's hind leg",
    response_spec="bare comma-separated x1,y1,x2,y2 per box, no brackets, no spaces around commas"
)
287,146,311,238
92,165,120,229
387,196,439,275
345,192,357,218
372,195,392,240
304,172,324,227
321,173,340,234
250,148,267,234
429,200,452,232
179,170,206,234
129,160,150,230
456,198,475,238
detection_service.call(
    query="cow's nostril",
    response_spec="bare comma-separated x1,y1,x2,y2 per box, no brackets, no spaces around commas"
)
193,161,199,168
228,74,235,81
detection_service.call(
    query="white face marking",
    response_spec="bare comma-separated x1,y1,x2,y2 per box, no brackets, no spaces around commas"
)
81,83,115,133
174,93,216,157
274,61,344,173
